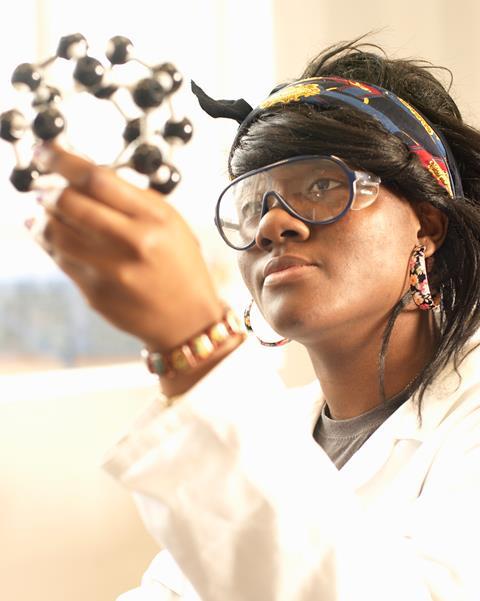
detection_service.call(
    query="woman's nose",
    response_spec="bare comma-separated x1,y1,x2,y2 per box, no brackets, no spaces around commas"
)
254,193,311,250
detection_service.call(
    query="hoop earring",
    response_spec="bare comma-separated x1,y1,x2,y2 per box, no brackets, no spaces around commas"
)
244,299,290,347
409,245,440,310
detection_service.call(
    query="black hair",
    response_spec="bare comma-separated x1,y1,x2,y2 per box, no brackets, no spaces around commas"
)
229,38,480,412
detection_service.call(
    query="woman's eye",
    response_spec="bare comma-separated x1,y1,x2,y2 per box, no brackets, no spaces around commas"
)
240,198,261,218
310,178,342,194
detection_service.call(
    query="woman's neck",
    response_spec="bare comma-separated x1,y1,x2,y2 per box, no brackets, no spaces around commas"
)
306,308,438,420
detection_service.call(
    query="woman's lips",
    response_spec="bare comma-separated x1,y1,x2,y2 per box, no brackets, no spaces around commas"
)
263,256,318,285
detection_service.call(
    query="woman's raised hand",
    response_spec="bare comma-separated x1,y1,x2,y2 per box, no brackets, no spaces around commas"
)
34,144,225,355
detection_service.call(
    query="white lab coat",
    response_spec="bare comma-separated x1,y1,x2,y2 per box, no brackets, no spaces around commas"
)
104,334,480,601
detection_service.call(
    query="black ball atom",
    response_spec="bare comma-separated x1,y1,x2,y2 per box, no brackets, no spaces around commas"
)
150,163,181,195
92,84,119,99
73,56,105,88
11,63,42,92
10,164,40,192
2,36,189,195
57,33,88,59
132,78,165,109
32,107,65,141
0,110,28,142
153,62,183,94
122,118,141,144
106,36,133,65
130,143,163,175
163,117,193,144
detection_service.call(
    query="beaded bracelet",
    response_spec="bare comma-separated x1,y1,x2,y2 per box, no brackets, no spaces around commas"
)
141,308,246,378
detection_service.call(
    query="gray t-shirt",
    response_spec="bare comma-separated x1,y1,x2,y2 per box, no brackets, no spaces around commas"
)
313,392,410,469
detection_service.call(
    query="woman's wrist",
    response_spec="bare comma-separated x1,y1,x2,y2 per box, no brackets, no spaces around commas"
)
141,307,247,397
159,333,245,397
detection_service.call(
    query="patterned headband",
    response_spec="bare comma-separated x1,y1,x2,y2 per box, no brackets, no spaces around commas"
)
192,77,463,198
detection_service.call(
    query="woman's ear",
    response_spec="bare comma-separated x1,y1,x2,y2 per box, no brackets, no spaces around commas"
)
415,202,449,256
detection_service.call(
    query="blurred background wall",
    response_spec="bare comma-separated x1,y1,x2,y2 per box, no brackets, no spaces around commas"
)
1,0,478,599
0,367,160,601
272,0,480,124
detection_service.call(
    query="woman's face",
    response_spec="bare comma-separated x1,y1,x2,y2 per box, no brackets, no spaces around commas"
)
237,183,422,346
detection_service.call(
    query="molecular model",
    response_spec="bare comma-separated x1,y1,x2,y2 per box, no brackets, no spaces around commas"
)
0,33,193,195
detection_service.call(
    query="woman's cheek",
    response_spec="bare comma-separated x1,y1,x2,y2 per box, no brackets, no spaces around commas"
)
236,252,257,293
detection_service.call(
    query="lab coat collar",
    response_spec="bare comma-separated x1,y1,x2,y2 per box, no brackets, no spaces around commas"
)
305,332,480,488
391,333,480,442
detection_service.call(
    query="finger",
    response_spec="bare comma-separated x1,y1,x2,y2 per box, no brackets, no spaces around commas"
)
26,212,53,254
36,142,166,216
52,252,94,298
43,213,117,266
38,185,139,244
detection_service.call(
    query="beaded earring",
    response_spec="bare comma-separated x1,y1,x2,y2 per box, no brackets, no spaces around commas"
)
409,245,440,310
244,299,290,347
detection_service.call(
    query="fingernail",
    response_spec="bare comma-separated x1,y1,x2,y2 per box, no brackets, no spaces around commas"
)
26,213,49,249
29,214,46,238
33,143,54,171
24,217,35,230
36,187,63,210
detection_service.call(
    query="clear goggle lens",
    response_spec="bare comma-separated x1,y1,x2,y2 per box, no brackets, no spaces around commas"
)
216,156,380,250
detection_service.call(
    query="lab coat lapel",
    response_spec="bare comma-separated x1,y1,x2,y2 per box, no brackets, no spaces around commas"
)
320,339,480,492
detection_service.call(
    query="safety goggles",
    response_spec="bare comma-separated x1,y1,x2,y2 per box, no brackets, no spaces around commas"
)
215,155,381,250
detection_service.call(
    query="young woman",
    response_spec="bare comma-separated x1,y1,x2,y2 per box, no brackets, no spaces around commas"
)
32,40,480,600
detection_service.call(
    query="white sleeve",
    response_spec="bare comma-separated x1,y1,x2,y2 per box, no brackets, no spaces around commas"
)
115,550,196,600
116,584,179,601
103,340,475,601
